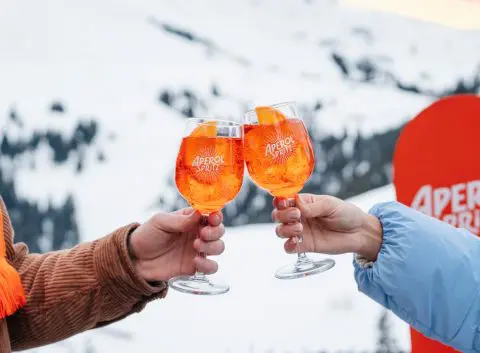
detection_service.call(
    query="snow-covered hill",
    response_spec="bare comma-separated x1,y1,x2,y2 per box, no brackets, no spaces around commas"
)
1,0,479,351
2,0,479,136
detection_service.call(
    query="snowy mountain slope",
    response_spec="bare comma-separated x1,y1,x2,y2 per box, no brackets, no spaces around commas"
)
33,185,404,353
0,0,478,351
2,0,479,136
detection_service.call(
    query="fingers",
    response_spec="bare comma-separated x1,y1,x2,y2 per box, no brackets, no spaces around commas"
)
272,196,334,223
191,225,225,275
272,207,301,224
194,256,219,275
284,238,298,254
154,209,223,233
296,193,335,218
152,210,202,233
193,218,225,275
198,223,225,241
194,238,225,256
174,207,195,216
273,197,295,210
207,211,223,227
275,222,303,239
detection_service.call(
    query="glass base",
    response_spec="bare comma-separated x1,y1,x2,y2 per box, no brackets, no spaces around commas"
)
275,257,335,280
168,275,230,295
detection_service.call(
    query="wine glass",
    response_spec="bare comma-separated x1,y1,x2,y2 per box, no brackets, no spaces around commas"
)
169,118,244,295
243,102,335,279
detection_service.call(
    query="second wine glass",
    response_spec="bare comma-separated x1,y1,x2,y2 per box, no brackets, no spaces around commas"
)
243,102,335,280
170,118,244,295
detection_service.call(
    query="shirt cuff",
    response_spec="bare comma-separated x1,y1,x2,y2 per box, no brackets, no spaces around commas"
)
354,253,374,268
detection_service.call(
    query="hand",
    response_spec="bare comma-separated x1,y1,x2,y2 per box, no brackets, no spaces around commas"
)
128,208,225,282
272,194,383,261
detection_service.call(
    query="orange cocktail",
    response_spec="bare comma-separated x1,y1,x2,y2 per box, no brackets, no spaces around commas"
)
243,102,335,280
176,135,244,214
169,118,244,296
243,118,314,198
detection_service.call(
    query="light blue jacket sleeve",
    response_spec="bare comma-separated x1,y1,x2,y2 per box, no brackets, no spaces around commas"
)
354,201,480,352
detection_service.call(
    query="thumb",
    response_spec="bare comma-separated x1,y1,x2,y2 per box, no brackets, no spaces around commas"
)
296,194,334,219
152,210,201,233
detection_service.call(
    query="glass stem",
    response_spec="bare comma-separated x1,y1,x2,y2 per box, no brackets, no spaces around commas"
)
286,196,311,265
192,215,209,281
193,271,207,280
296,235,310,263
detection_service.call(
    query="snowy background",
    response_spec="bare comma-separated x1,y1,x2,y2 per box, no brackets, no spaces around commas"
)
1,0,479,352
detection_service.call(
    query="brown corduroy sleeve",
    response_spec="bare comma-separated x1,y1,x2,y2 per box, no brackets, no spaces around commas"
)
6,223,167,350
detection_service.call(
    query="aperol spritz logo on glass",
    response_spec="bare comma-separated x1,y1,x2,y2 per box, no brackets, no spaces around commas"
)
265,134,296,163
191,147,225,181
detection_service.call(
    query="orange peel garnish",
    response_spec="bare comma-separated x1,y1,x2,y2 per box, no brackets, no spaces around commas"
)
190,120,217,137
255,106,287,125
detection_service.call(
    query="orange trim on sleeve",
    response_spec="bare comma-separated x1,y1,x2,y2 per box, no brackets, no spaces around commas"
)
0,210,26,318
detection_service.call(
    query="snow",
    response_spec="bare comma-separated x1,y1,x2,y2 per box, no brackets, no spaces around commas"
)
2,0,479,138
0,0,477,351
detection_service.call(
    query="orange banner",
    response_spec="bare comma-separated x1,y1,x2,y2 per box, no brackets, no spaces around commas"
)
393,94,480,353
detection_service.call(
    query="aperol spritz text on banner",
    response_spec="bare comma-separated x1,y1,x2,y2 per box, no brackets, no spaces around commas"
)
411,181,480,233
394,94,480,353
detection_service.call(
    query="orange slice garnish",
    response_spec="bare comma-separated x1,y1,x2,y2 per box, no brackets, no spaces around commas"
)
190,120,217,137
255,106,287,125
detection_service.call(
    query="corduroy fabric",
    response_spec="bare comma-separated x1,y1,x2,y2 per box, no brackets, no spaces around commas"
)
0,197,167,352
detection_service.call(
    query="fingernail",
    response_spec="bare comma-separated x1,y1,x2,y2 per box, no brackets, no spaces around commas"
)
291,237,298,244
213,214,220,223
278,199,288,209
